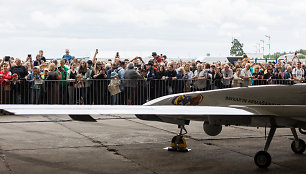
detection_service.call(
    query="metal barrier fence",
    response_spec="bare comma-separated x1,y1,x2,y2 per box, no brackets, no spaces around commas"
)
0,79,296,105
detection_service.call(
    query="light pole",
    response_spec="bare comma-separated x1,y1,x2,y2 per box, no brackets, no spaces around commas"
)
257,43,261,54
260,40,265,58
265,35,271,59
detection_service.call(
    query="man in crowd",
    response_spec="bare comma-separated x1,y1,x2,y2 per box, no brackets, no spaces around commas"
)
124,63,139,105
193,63,208,91
222,64,233,88
10,58,29,103
241,63,252,87
292,61,304,83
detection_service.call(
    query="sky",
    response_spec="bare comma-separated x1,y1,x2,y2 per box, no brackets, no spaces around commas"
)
0,0,305,59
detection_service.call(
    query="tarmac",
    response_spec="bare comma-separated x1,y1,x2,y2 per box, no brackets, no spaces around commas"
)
0,114,305,174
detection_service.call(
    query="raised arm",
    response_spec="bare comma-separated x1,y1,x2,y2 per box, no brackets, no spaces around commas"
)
92,49,98,64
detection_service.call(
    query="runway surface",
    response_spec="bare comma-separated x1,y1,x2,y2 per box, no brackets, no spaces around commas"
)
0,114,305,174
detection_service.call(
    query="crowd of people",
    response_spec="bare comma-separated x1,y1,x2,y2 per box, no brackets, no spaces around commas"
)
0,49,304,105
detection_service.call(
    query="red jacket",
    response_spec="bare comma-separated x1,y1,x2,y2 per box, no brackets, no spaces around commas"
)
0,71,12,86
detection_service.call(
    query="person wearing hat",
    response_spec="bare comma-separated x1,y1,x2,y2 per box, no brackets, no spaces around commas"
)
108,71,121,105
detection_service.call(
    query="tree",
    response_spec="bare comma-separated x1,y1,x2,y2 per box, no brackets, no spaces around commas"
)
230,38,244,56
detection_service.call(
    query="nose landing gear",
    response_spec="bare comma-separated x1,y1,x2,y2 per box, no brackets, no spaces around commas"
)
167,125,190,152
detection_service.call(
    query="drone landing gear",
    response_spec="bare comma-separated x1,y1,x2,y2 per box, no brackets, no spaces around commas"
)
166,125,190,152
254,127,306,168
299,128,306,135
254,127,275,168
290,128,305,154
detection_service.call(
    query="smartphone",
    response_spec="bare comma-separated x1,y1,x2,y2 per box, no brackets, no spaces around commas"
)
96,49,98,52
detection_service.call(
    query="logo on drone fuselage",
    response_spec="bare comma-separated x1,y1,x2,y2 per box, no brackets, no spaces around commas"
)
172,94,203,105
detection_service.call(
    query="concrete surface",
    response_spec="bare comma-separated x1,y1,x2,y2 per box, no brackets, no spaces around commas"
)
0,114,305,174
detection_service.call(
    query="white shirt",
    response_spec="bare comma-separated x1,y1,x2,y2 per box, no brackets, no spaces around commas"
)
292,67,304,83
222,69,233,86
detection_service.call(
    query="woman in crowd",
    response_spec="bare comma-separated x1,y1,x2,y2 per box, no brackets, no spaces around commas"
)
213,67,223,89
91,60,107,104
67,63,78,104
274,66,284,84
184,64,193,92
284,65,294,85
263,67,275,85
46,63,61,104
175,67,186,94
0,63,12,104
78,60,92,104
252,66,263,85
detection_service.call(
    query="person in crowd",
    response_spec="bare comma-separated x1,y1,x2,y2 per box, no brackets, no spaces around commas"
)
91,60,107,104
175,67,186,93
0,63,12,104
274,67,284,84
10,58,29,103
291,52,300,64
74,74,85,104
152,52,162,64
38,50,46,62
183,64,193,92
57,59,69,104
62,49,73,63
232,68,243,87
252,66,263,85
193,64,207,91
284,65,294,85
67,63,78,104
41,68,49,80
117,61,126,104
34,54,44,66
292,61,304,83
146,61,158,99
214,66,223,89
221,64,233,88
108,72,121,105
124,63,140,105
241,63,253,87
263,67,275,85
10,74,19,104
78,60,91,104
47,63,61,104
27,66,42,104
165,63,177,94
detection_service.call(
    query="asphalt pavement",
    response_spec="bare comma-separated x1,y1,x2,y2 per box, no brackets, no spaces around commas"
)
0,114,305,174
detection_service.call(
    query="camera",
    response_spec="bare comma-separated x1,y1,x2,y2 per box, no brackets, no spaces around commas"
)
28,54,31,57
4,56,10,62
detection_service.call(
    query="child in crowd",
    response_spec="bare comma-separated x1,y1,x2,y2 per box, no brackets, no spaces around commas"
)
74,74,84,104
108,72,121,105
